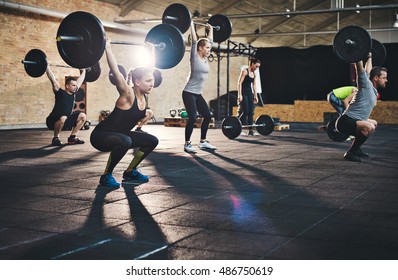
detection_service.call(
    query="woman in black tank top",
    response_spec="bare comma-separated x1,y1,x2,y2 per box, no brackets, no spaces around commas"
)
90,39,158,188
237,58,261,136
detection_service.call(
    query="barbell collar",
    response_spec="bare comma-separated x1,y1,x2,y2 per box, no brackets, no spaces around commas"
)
22,59,91,70
241,124,266,128
345,39,355,45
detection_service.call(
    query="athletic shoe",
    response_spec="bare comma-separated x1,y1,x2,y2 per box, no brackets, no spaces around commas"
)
354,149,370,158
99,173,120,188
344,151,362,162
123,169,149,182
184,142,196,153
51,137,63,146
248,130,259,136
67,137,85,145
198,140,217,150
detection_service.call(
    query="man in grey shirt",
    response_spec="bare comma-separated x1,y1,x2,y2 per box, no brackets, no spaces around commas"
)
336,52,388,162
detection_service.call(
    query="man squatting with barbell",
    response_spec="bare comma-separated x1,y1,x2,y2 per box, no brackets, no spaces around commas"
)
45,66,87,146
336,52,388,162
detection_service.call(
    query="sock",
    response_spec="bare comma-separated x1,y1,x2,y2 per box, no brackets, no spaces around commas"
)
126,150,145,172
348,133,368,153
69,135,76,139
103,154,113,174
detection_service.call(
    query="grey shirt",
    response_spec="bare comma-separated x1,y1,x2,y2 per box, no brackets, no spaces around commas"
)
343,71,377,120
183,40,211,94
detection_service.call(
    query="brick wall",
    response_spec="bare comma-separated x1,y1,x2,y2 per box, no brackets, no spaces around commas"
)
0,0,247,127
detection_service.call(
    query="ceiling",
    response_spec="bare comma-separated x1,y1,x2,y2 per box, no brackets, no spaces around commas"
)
97,0,398,49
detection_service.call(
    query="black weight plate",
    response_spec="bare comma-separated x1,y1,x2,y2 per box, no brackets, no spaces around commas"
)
333,25,371,63
222,116,242,139
84,61,101,82
109,64,127,85
57,11,106,69
207,14,232,43
371,39,386,66
162,3,191,34
145,24,185,69
255,115,274,136
153,68,162,88
24,49,48,77
326,118,349,142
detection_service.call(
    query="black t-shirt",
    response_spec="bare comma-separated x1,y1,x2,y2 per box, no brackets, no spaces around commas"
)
48,88,75,119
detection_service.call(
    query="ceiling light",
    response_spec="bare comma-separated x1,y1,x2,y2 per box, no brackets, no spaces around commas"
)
355,4,360,14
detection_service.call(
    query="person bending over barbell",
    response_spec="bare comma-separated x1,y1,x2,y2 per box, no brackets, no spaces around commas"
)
90,39,159,188
336,53,388,162
182,21,217,153
45,65,87,146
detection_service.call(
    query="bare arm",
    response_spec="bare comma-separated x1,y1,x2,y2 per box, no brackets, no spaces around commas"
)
45,65,60,93
205,23,213,41
75,69,86,89
105,38,130,95
190,21,197,42
364,52,372,74
237,69,246,103
252,74,258,104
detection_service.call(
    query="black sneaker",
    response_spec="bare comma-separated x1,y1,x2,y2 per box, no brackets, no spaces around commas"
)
67,137,85,145
51,137,63,146
344,151,362,162
355,149,370,158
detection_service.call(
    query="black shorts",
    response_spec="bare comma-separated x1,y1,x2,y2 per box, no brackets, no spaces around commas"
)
46,111,81,130
336,114,358,136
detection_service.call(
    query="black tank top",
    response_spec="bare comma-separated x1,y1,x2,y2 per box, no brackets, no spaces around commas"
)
242,69,254,94
49,88,75,118
96,97,146,133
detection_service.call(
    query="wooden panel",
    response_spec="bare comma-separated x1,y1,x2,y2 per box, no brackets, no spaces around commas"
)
233,101,398,124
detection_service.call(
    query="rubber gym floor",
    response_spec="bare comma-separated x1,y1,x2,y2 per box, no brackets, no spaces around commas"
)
0,122,397,260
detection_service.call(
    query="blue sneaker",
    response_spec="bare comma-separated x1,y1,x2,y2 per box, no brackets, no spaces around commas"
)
123,169,149,182
99,173,120,188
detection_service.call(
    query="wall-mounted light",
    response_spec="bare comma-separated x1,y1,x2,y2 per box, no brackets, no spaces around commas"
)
355,4,360,14
285,8,291,18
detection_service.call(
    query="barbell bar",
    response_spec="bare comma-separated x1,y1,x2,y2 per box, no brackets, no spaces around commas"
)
21,48,101,82
221,115,275,139
56,11,186,69
164,15,221,31
162,3,232,43
56,35,167,51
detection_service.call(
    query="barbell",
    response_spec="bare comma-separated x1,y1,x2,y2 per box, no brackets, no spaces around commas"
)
108,64,163,88
56,11,186,70
162,3,232,43
333,25,386,65
21,48,101,82
222,115,275,139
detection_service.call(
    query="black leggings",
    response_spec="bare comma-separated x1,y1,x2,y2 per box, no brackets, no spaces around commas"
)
90,128,158,173
238,92,254,126
182,91,212,142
